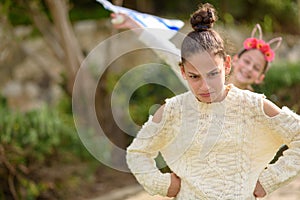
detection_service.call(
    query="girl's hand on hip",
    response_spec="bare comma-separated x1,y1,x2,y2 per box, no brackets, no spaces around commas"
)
167,173,181,197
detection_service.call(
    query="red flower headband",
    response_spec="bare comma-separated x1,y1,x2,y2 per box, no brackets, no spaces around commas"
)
243,24,282,63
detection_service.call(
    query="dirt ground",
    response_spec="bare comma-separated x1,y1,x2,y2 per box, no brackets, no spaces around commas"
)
75,167,138,200
123,175,300,200
84,168,300,200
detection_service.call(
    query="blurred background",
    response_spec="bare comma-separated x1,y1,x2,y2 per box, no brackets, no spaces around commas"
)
0,0,299,199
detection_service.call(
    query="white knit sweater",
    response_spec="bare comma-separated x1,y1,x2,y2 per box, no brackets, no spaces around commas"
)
126,85,300,200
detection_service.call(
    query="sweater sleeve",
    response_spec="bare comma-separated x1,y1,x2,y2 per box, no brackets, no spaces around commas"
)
126,99,178,196
258,106,300,194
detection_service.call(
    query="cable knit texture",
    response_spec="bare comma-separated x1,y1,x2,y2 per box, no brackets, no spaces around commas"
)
126,85,300,199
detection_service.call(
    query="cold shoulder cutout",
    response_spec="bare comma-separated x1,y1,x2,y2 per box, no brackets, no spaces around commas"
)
262,99,281,117
152,104,166,123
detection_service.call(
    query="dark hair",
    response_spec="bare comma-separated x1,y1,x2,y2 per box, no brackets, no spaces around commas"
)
237,49,268,74
180,3,226,65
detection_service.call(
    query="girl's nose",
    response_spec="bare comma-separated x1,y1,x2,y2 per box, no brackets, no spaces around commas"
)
199,79,210,91
245,63,254,72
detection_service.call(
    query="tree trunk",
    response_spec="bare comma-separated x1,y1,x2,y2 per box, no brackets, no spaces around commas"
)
136,0,154,13
97,0,128,168
44,0,84,95
27,1,64,62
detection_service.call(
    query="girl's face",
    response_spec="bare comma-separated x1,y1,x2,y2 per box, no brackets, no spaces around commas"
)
232,49,266,88
181,52,231,103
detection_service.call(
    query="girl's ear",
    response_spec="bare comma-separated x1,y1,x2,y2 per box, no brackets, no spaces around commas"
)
224,55,231,75
180,64,187,80
255,74,265,84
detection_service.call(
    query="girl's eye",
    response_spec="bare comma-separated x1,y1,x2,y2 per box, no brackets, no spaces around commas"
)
253,66,261,72
189,75,199,79
243,58,250,65
207,70,220,78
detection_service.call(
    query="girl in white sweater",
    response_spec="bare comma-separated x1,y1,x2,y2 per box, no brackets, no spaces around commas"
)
126,3,300,200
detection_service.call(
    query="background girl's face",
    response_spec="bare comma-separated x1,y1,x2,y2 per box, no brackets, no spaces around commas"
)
232,49,266,87
181,52,231,103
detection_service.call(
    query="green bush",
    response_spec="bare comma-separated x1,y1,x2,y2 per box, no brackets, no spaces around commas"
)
0,95,94,199
254,62,300,95
254,62,300,112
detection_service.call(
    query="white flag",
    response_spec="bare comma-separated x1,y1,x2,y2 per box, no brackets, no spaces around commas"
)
96,0,184,39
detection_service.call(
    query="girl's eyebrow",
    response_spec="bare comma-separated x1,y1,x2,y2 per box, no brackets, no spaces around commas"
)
187,67,219,76
187,71,200,75
207,67,219,74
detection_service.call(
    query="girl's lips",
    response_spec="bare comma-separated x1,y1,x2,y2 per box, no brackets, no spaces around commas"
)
199,93,211,98
239,70,251,79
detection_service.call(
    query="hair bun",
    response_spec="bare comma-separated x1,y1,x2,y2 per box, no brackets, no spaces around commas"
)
190,3,217,32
